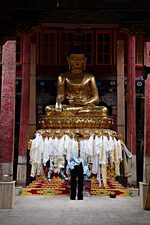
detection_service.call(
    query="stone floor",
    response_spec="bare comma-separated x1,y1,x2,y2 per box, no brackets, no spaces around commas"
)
0,196,150,225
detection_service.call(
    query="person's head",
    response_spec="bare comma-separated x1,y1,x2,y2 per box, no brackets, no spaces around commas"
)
67,46,87,71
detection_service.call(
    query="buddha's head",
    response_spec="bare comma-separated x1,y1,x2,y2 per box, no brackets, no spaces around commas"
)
67,46,87,72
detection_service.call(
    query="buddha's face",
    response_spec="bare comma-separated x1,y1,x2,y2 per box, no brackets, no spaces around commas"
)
67,54,87,71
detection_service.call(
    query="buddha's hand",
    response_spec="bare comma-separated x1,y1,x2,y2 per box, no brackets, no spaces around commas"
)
55,95,64,110
74,97,87,105
55,95,63,111
55,102,62,111
56,95,64,103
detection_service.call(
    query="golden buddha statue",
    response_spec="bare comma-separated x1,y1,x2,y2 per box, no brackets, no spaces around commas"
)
45,46,108,117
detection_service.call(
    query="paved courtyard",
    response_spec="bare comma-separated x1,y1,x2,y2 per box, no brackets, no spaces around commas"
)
0,196,149,225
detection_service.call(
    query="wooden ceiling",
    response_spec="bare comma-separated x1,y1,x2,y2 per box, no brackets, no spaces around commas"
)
0,0,150,40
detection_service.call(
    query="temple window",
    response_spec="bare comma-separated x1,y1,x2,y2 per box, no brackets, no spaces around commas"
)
136,33,144,65
96,30,112,65
81,31,94,64
59,30,74,64
40,30,57,65
59,30,94,65
14,28,144,67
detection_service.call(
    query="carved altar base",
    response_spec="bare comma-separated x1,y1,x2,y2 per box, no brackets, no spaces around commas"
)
23,110,131,197
39,111,114,130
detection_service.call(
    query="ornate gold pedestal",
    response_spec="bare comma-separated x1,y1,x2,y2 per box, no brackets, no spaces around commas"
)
39,115,113,130
39,106,114,130
37,109,115,139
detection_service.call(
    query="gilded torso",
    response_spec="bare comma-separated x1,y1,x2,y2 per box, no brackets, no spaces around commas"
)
57,71,100,106
64,72,92,102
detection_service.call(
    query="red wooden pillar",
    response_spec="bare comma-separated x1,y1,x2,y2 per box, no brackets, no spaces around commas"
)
17,33,30,185
143,42,150,183
0,41,16,181
127,34,137,186
29,43,36,138
117,40,125,141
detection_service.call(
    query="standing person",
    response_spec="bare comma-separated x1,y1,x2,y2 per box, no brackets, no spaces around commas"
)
67,156,84,200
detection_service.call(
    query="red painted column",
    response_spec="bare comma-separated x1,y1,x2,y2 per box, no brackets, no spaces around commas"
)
17,33,30,185
0,41,16,181
117,40,125,141
143,42,150,183
29,43,36,138
127,34,137,186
